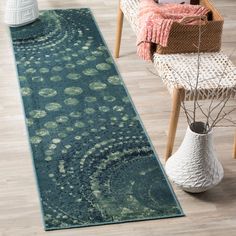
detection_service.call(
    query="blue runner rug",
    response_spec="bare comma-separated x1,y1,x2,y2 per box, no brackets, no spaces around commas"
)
10,8,183,230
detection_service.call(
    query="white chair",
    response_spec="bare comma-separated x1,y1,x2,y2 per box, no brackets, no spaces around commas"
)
114,0,236,161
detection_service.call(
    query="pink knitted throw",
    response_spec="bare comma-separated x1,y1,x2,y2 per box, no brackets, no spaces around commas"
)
137,0,210,60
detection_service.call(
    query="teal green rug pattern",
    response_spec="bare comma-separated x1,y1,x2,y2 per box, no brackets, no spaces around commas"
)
10,9,183,230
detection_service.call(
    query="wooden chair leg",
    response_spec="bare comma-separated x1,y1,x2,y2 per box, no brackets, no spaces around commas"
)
114,1,124,58
165,88,185,162
233,131,236,159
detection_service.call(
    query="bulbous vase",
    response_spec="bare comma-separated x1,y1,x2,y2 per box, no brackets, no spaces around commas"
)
165,122,224,193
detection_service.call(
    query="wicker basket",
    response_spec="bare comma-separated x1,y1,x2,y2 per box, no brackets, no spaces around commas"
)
156,0,224,54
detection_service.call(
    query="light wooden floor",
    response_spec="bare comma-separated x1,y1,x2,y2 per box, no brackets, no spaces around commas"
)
0,0,236,235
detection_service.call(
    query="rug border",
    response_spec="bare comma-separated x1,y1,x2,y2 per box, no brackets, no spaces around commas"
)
8,7,185,231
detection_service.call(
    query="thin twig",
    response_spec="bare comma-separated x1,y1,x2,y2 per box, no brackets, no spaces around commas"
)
206,49,236,124
212,108,236,127
209,96,234,129
193,19,202,123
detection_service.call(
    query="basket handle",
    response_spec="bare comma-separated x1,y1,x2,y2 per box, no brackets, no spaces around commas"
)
180,15,208,25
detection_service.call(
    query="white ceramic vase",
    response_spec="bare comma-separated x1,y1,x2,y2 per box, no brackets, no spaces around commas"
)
165,122,224,193
4,0,39,27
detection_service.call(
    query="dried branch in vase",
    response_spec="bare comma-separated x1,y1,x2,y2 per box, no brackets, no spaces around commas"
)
149,17,236,134
175,20,236,134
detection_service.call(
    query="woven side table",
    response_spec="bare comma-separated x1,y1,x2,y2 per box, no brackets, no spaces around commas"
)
4,0,39,27
114,0,236,161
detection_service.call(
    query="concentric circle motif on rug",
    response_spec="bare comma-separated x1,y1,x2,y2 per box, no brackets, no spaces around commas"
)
10,8,183,230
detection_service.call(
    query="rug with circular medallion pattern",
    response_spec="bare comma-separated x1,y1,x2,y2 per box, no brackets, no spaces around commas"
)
10,8,184,231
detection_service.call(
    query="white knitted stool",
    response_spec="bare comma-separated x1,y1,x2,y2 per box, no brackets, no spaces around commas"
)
114,0,236,161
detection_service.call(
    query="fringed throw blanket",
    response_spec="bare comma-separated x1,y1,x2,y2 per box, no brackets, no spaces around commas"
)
137,0,209,60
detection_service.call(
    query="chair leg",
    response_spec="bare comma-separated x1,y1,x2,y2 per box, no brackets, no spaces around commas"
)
233,131,236,159
114,1,124,58
165,88,185,162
